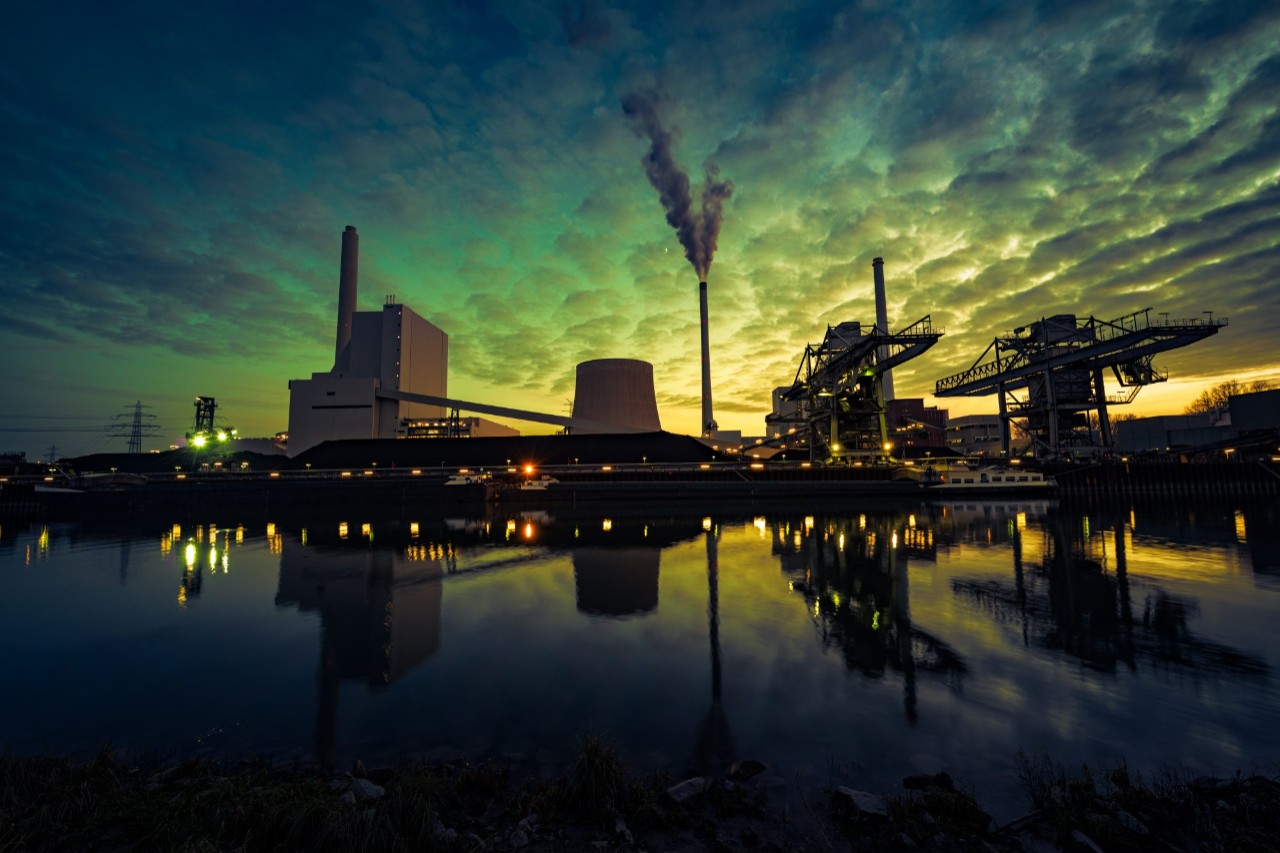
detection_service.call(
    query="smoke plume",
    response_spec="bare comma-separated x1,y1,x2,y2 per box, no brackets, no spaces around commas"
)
621,92,733,279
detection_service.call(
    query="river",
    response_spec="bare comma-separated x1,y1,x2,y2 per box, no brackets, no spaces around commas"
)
1,497,1276,818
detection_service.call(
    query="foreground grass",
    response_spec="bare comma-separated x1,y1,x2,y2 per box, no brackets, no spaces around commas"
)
3,742,1279,852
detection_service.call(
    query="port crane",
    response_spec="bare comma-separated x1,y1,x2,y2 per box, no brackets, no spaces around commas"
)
934,308,1226,458
771,316,943,461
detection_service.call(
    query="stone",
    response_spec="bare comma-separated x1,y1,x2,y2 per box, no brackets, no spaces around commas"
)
508,828,530,848
1115,809,1149,836
432,819,458,843
352,759,367,778
729,759,767,782
615,815,633,844
667,777,709,803
339,790,356,805
903,771,954,791
835,786,889,817
1070,829,1104,853
350,778,385,801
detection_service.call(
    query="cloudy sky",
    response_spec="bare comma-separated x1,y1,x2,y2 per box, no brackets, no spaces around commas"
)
2,0,1278,457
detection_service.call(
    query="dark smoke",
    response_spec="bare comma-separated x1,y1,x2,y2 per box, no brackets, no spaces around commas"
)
621,92,733,279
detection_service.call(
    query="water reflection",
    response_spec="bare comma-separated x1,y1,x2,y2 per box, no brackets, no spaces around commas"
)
770,511,966,723
693,524,734,773
1,500,1275,794
945,503,1269,680
274,523,444,767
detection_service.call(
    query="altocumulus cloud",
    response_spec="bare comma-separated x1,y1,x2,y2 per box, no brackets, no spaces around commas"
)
0,0,1277,446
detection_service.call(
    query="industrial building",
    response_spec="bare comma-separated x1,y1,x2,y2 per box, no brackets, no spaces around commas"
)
287,226,513,456
936,308,1227,459
766,259,942,461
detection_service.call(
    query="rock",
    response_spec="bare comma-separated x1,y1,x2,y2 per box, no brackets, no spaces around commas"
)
1011,831,1059,853
1070,829,1104,853
432,819,458,843
366,766,395,785
903,771,954,791
350,778,385,801
667,776,709,803
509,828,530,848
352,759,367,778
147,764,187,785
1192,775,1232,793
729,759,767,782
615,815,633,844
1115,809,1149,835
328,778,349,790
835,786,889,817
896,831,918,849
339,790,356,805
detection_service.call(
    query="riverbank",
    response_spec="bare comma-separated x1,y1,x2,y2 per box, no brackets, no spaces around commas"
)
3,742,1277,851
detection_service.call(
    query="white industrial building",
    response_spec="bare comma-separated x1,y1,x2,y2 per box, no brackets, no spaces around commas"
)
288,226,463,456
288,299,449,456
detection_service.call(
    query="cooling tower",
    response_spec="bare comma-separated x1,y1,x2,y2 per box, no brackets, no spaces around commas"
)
335,225,359,366
872,257,895,401
572,358,662,431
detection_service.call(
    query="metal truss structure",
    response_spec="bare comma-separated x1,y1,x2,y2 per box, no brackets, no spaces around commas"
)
771,316,942,461
935,308,1227,458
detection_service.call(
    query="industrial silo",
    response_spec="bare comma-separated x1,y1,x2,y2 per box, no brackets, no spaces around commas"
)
571,359,662,432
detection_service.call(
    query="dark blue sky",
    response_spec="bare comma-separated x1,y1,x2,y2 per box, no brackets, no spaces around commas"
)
2,0,1278,454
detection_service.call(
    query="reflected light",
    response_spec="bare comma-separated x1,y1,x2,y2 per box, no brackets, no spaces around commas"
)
804,516,814,533
891,531,899,550
184,542,196,569
266,522,276,538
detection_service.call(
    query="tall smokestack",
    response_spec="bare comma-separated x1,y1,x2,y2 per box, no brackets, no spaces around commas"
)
872,257,895,401
335,225,358,367
700,280,716,436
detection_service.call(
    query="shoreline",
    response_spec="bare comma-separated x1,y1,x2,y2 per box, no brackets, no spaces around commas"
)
3,742,1277,851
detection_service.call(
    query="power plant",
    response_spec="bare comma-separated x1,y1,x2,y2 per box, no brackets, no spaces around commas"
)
287,227,667,456
699,281,716,436
287,225,450,456
935,309,1229,458
572,359,662,432
766,259,942,460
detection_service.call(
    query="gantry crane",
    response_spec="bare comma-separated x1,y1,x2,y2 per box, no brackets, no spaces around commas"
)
934,308,1227,458
771,316,942,461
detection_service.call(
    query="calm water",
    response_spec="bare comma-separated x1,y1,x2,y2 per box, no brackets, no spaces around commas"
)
2,499,1277,816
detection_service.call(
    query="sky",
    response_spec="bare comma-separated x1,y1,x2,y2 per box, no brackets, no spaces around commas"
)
2,0,1279,459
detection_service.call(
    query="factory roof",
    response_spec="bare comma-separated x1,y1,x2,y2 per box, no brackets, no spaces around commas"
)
292,431,724,469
